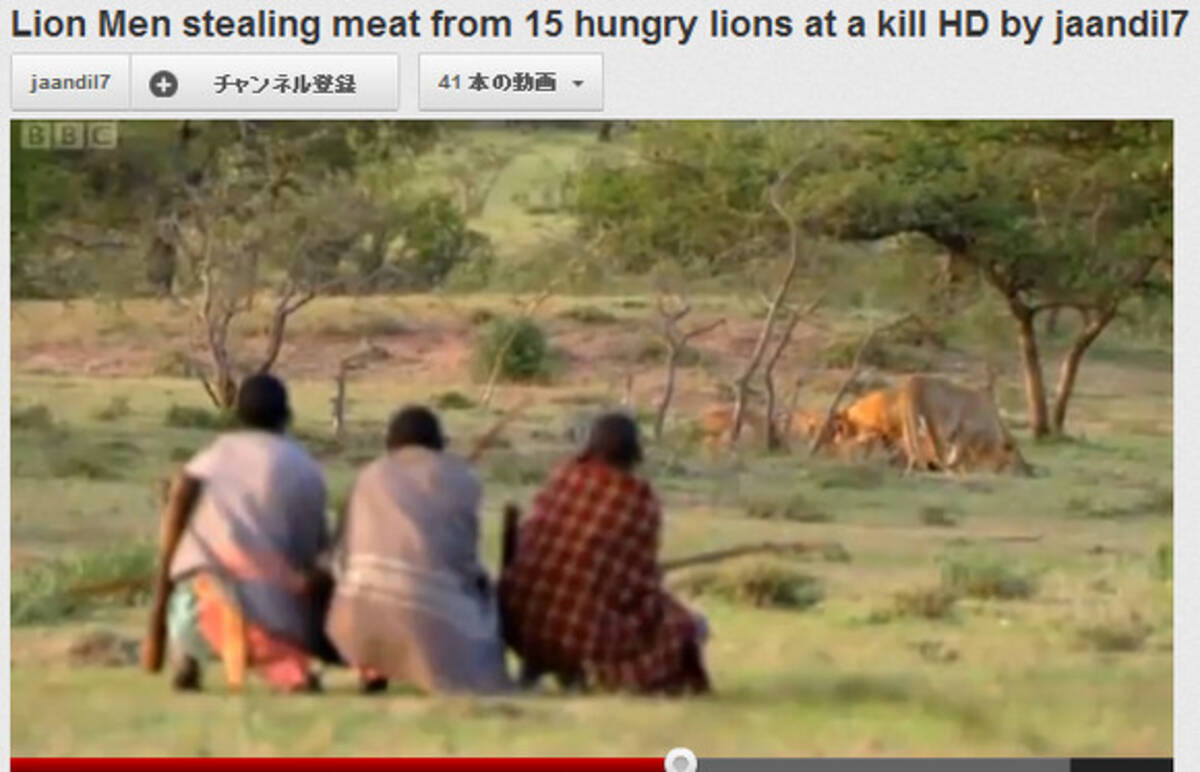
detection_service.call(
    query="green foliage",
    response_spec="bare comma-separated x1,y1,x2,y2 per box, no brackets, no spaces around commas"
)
941,555,1037,600
164,405,234,430
673,559,824,610
12,543,156,625
394,194,495,290
570,122,796,273
471,317,554,383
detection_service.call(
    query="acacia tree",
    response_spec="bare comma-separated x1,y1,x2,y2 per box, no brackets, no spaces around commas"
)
169,127,395,409
794,121,1171,436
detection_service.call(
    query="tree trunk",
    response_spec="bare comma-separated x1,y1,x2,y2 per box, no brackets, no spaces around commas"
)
1050,309,1114,434
1013,306,1050,438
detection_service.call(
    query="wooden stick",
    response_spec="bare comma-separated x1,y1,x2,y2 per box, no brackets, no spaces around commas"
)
661,540,844,573
467,398,532,463
501,503,521,570
141,471,201,673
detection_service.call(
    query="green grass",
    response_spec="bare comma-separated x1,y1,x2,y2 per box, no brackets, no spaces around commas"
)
8,290,1173,757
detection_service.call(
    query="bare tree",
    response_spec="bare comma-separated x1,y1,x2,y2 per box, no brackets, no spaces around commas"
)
730,162,807,443
330,341,390,441
651,291,724,441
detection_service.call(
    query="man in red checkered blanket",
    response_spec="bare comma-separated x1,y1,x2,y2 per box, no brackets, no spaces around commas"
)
500,412,710,695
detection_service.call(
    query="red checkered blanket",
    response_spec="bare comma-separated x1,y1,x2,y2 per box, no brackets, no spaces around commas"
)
499,459,700,693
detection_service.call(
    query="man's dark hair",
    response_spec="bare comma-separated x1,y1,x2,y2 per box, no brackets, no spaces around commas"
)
387,405,446,452
235,373,291,433
579,412,643,471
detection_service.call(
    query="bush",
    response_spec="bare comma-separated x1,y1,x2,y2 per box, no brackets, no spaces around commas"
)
12,404,54,431
559,306,618,325
1076,615,1153,653
744,493,832,523
819,337,934,372
919,506,959,527
634,338,702,366
672,559,824,610
892,587,958,620
471,317,554,383
11,544,156,626
941,556,1037,600
91,396,132,422
164,405,235,430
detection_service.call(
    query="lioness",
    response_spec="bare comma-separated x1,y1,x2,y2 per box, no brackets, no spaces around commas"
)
895,375,1030,476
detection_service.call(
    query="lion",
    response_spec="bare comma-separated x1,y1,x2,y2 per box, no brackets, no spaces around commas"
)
895,375,1030,476
698,404,853,452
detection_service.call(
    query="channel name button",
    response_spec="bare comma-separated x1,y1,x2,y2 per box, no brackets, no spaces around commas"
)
12,55,131,110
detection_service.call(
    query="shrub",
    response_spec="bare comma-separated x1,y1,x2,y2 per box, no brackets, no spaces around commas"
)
744,493,832,523
919,506,959,527
164,405,235,430
11,544,156,626
634,338,701,366
435,391,476,410
12,404,54,431
672,559,824,610
559,306,618,325
1076,615,1153,653
941,556,1037,600
892,587,958,620
471,317,554,383
91,396,132,422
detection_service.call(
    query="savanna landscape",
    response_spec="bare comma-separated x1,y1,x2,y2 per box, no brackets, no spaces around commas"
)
9,121,1173,756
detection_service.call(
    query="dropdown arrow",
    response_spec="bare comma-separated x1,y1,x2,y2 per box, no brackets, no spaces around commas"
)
572,80,584,87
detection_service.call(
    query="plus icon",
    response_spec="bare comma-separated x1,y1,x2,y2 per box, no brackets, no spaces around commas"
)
149,70,178,98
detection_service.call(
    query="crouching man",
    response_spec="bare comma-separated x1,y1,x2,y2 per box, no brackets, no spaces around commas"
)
324,406,511,695
165,374,337,692
500,412,711,695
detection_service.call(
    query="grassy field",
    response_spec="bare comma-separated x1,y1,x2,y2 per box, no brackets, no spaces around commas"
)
8,289,1173,757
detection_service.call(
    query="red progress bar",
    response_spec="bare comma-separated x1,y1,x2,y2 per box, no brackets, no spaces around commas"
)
12,759,664,771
